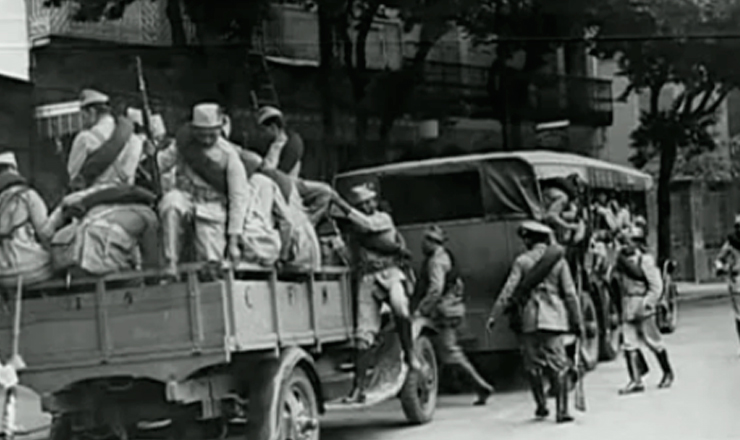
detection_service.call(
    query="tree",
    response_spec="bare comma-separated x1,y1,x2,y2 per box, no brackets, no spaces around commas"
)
588,0,740,264
455,0,595,149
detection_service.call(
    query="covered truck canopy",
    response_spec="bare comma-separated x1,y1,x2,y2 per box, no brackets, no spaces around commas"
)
335,150,653,225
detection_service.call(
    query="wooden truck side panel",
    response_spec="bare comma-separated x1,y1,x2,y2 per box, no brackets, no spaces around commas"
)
0,265,354,396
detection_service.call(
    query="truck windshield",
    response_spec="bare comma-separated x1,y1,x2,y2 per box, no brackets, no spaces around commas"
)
379,170,485,226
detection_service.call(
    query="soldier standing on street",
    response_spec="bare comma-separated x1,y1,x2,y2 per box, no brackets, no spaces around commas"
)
486,221,584,423
715,215,740,353
415,225,494,406
613,228,674,394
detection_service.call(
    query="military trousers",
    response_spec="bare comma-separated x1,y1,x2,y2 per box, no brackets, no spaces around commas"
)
623,316,665,353
520,331,571,376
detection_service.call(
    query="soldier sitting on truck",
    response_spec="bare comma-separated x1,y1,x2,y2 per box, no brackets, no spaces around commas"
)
0,151,57,288
330,184,420,403
238,149,292,267
157,103,250,280
256,106,335,226
46,89,160,276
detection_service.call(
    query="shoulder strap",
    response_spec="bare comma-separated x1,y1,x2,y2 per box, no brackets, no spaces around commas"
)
0,185,32,239
510,245,565,305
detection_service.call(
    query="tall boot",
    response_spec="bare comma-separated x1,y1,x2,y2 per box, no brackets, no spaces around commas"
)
345,349,371,403
527,372,549,419
396,318,421,371
554,371,574,423
655,349,674,389
735,319,740,345
619,350,645,395
457,358,494,406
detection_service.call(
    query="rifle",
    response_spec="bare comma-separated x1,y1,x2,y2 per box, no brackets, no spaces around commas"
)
573,259,586,412
135,56,163,198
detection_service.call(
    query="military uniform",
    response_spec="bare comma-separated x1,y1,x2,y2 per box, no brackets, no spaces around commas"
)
416,225,493,405
613,232,674,394
714,216,740,349
489,221,583,423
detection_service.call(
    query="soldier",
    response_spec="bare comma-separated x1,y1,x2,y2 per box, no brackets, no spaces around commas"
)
715,214,740,353
330,184,420,403
613,228,674,394
416,225,494,405
486,220,584,423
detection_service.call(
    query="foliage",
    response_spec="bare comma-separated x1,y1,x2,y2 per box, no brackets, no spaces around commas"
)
588,0,740,264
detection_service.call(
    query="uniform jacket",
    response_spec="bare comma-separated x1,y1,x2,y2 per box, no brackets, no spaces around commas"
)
614,249,663,322
0,183,54,287
158,137,249,236
715,240,740,294
417,246,464,322
68,115,143,187
491,243,581,334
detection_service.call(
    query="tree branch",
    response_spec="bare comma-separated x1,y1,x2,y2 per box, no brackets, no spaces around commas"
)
703,85,732,116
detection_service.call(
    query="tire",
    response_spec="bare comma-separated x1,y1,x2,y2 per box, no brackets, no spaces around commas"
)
400,335,438,425
49,416,73,440
276,368,319,440
597,282,621,361
580,293,600,371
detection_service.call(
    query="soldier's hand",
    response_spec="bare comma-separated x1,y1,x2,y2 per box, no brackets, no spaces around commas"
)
227,234,242,261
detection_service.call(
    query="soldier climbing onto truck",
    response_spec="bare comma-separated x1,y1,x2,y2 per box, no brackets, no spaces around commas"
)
329,183,421,403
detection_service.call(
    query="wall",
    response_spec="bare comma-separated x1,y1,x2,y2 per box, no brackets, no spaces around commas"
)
1,0,30,80
593,58,639,166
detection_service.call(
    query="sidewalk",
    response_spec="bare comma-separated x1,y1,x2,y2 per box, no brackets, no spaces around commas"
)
676,281,727,303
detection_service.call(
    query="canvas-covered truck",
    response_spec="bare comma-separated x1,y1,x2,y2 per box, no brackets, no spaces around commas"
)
0,262,439,440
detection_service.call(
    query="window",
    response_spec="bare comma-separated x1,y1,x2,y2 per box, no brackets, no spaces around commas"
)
379,171,485,226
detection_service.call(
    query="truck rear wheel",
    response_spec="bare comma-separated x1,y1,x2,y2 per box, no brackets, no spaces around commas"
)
274,368,319,440
400,335,438,425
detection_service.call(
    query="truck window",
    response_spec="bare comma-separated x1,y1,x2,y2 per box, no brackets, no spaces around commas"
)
379,171,485,226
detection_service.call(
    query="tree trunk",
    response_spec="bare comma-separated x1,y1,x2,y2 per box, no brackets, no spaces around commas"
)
378,24,447,144
318,4,337,179
165,0,187,46
657,140,676,266
349,0,380,154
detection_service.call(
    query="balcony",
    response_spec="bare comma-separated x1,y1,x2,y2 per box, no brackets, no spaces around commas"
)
410,60,614,127
26,0,403,70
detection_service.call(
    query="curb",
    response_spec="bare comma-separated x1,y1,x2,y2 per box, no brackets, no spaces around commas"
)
677,283,726,304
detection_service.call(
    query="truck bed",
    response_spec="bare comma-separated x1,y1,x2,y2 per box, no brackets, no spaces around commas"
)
0,263,354,395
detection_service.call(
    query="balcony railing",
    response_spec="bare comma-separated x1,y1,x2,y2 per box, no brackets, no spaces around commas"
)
411,60,614,127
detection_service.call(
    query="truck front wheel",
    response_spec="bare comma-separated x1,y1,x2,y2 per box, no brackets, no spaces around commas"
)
399,335,438,425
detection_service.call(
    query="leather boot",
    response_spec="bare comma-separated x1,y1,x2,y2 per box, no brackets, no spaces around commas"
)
655,349,674,389
619,350,645,395
527,372,549,419
554,372,574,423
457,358,494,406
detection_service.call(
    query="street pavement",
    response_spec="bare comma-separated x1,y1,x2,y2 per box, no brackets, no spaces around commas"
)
321,296,740,440
11,291,739,440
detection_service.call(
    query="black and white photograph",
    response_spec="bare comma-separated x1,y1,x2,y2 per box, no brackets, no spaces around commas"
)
0,0,739,439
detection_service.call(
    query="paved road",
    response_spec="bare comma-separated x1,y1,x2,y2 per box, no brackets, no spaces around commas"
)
13,295,739,440
321,297,740,440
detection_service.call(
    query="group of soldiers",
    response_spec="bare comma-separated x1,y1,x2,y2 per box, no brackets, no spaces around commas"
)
0,88,681,424
480,175,675,423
